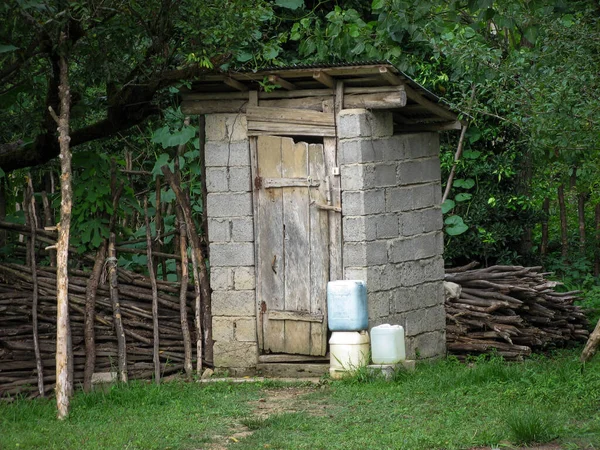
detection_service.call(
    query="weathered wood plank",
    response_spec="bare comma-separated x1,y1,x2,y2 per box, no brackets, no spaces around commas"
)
246,106,335,126
344,89,407,109
404,84,457,121
263,178,320,188
247,121,336,137
394,121,462,132
267,310,324,322
268,75,297,91
258,354,329,363
257,136,285,353
308,142,329,356
282,139,311,355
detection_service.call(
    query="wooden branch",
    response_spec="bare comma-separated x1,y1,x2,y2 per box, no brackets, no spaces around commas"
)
108,233,128,383
144,197,161,384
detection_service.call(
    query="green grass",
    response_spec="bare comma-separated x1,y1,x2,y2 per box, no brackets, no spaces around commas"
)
2,349,600,449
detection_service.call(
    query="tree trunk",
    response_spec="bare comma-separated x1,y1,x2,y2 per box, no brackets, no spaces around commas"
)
581,318,600,363
540,197,550,257
558,184,568,260
55,38,73,420
83,242,107,392
108,233,128,382
144,197,161,384
176,206,193,377
41,191,56,266
578,192,586,256
26,179,44,397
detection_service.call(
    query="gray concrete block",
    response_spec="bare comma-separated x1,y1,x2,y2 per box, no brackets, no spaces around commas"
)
339,139,375,164
213,316,235,342
343,240,388,267
208,218,230,242
404,305,446,337
389,232,443,263
400,207,443,236
400,256,445,287
376,263,402,291
206,167,229,192
210,243,255,266
375,214,399,239
210,267,233,291
340,164,365,191
386,183,441,213
342,216,376,242
372,136,407,161
231,217,254,242
393,282,444,313
344,267,369,282
213,341,258,369
338,109,393,139
212,290,256,316
228,166,252,192
368,290,391,319
205,141,250,167
397,158,441,186
342,190,386,216
234,266,255,290
405,330,446,359
403,132,439,159
207,193,252,217
205,114,248,142
234,317,257,342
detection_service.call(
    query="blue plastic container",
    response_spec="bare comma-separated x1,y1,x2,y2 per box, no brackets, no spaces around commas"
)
327,280,368,331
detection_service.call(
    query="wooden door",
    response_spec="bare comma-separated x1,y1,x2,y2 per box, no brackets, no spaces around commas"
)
256,135,329,356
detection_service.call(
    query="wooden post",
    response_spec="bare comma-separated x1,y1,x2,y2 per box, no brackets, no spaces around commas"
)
176,206,193,377
144,197,161,384
83,242,106,392
26,178,44,397
55,33,73,419
108,232,128,382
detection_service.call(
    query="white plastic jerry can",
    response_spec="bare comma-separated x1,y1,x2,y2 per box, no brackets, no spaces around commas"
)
370,324,406,364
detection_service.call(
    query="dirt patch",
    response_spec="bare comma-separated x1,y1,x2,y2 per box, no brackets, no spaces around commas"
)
250,385,329,418
202,385,329,449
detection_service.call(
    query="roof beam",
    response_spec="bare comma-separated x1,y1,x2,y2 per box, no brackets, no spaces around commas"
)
312,71,335,88
268,75,297,90
378,66,404,86
224,77,248,91
395,121,462,132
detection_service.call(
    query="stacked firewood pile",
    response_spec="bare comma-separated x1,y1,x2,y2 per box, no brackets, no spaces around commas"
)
0,262,195,397
445,264,589,360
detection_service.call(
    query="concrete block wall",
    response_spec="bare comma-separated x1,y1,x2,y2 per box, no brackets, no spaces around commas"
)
205,114,258,371
339,109,446,359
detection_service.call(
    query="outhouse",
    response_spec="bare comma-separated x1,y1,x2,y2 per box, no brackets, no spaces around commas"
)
181,63,460,375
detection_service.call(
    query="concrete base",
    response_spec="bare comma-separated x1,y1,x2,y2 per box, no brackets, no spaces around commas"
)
366,361,416,380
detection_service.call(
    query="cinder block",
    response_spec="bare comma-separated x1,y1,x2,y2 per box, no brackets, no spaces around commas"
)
403,132,439,159
388,232,443,263
234,317,257,342
400,256,445,287
375,214,399,239
212,290,256,316
231,217,254,242
368,290,391,318
393,282,444,313
234,266,255,290
372,136,407,161
210,243,254,266
208,218,230,242
207,193,252,217
343,240,387,267
376,263,402,291
210,267,233,291
397,158,441,186
340,164,365,191
404,305,446,337
205,114,248,142
342,190,386,216
228,166,252,192
405,330,446,359
342,216,376,242
344,267,369,282
386,183,440,213
338,109,393,139
212,316,234,341
205,141,250,167
213,341,258,368
400,207,443,236
339,139,375,164
206,167,229,192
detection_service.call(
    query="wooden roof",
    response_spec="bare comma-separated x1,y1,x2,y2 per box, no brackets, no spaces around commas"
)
181,63,462,132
